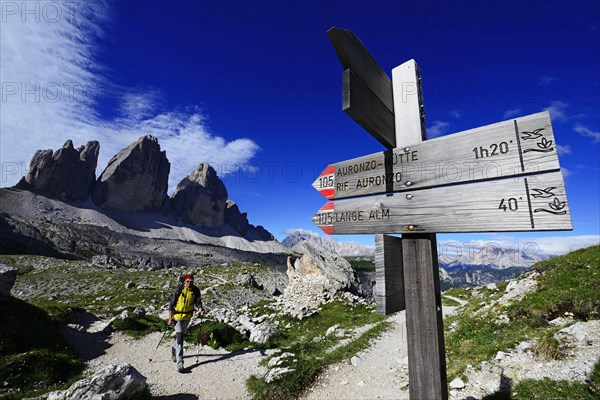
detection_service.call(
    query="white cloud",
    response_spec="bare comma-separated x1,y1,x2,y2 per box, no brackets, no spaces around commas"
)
544,101,569,122
439,235,599,258
538,74,555,85
449,110,461,118
119,90,161,122
0,0,259,193
574,124,600,143
427,120,450,137
557,144,572,155
561,167,571,178
503,108,522,119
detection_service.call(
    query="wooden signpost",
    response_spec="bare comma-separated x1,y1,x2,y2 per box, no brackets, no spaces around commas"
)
317,27,573,400
312,170,570,234
312,112,561,200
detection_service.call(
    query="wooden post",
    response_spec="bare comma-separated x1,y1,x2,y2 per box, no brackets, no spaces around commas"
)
375,234,405,315
402,234,448,399
393,59,448,399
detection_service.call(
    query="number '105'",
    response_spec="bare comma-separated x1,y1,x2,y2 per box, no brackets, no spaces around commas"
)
319,176,333,187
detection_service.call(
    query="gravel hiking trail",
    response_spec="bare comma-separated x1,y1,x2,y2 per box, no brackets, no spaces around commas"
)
70,305,466,399
84,330,273,399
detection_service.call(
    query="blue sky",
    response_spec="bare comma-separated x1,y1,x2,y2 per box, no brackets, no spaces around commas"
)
1,0,599,256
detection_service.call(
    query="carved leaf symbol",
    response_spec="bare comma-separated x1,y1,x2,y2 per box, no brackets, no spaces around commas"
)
537,137,553,149
531,187,557,198
549,197,566,211
521,128,544,140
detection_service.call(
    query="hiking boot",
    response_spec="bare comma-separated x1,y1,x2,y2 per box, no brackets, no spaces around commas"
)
177,363,184,372
171,350,176,363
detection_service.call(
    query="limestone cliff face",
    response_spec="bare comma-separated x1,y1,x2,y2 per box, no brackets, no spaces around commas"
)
92,135,170,212
14,135,275,240
225,200,250,235
171,162,228,228
16,140,99,202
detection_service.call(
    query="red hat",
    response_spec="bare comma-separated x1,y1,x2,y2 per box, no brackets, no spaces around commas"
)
183,274,193,281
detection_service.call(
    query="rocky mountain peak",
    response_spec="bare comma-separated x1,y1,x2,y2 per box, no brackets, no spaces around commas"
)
92,135,170,212
16,139,99,202
282,229,373,256
12,135,274,241
171,162,228,228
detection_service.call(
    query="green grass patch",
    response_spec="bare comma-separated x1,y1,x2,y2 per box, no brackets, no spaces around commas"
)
192,321,248,351
508,246,600,322
344,256,375,272
29,299,86,324
532,330,563,361
247,320,389,400
482,358,600,400
246,300,388,400
443,287,473,301
112,313,166,338
0,297,84,398
445,245,600,380
442,296,462,307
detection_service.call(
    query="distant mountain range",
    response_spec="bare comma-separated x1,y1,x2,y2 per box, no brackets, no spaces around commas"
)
281,231,552,289
439,244,545,270
281,230,374,257
438,244,548,288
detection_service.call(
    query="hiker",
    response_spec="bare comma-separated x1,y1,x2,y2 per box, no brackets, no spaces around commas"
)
167,273,205,372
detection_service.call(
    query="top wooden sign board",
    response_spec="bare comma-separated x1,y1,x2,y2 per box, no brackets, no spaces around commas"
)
313,112,560,200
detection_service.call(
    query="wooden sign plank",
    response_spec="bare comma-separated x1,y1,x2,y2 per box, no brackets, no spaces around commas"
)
343,69,396,149
312,171,572,234
313,111,560,199
328,27,394,113
328,27,396,148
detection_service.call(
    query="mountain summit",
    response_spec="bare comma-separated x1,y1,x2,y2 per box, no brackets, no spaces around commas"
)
282,229,373,256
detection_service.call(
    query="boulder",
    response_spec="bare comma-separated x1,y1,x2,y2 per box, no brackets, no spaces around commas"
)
38,363,146,400
16,140,99,202
0,264,18,301
280,242,365,317
210,308,279,344
249,322,280,344
449,377,465,389
92,135,170,212
557,322,590,342
234,273,262,289
171,162,228,228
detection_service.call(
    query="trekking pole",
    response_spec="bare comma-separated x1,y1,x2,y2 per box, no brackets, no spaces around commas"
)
149,321,172,362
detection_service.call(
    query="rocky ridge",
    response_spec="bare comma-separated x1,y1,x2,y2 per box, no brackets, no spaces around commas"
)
12,135,272,241
92,135,170,213
171,162,228,228
16,140,99,203
282,229,373,256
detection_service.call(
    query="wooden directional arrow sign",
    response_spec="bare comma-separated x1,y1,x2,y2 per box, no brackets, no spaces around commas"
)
312,171,571,234
328,27,396,148
313,112,560,200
